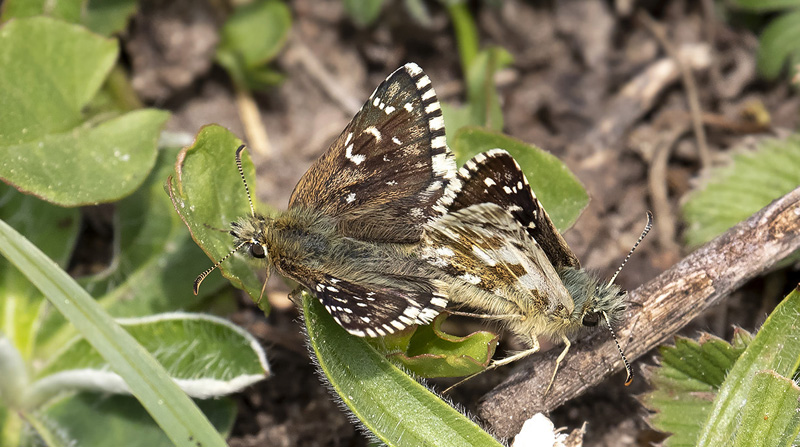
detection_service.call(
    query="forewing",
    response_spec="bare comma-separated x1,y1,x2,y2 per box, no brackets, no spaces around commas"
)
305,273,448,338
434,149,580,270
423,202,573,314
288,63,456,241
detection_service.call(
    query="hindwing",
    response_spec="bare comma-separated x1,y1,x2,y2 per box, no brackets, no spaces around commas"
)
434,149,579,270
423,202,573,315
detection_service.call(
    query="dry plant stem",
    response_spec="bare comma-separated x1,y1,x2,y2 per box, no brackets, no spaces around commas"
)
478,186,800,439
638,11,711,169
584,43,710,151
235,84,272,157
700,0,717,45
647,125,688,251
700,112,771,134
285,34,362,116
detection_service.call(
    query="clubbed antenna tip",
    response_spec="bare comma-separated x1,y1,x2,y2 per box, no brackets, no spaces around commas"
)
604,311,633,386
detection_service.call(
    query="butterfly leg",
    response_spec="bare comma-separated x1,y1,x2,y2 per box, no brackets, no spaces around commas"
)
202,223,229,233
489,336,541,368
255,268,272,306
447,309,525,320
288,286,305,306
441,336,540,394
544,334,571,394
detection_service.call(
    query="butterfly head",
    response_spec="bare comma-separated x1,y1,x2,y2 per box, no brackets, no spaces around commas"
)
582,283,627,328
230,215,271,261
560,268,626,329
194,145,273,296
569,211,653,385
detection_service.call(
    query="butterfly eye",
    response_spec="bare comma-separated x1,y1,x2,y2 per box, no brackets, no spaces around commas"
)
617,290,627,297
582,312,600,327
249,244,266,258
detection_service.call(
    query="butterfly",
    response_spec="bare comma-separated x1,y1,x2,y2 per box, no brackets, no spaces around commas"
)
421,149,652,391
193,63,458,338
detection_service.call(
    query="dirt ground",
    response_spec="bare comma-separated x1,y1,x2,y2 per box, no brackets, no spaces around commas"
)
121,0,799,445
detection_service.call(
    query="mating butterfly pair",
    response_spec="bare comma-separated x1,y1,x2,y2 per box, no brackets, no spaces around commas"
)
194,63,645,386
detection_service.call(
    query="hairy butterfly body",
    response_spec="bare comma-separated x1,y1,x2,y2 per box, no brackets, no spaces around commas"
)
422,149,651,391
195,63,456,337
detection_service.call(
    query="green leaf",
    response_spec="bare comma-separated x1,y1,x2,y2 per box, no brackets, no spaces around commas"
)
639,331,751,447
216,0,291,90
451,127,589,231
0,185,80,360
0,336,28,408
403,0,432,26
698,287,800,447
303,292,504,446
0,0,137,36
27,312,268,408
99,146,230,314
682,134,800,247
0,186,77,446
343,0,386,27
167,125,268,307
31,393,236,447
0,17,169,206
34,147,231,357
733,370,800,447
660,335,749,388
4,110,169,206
0,0,82,22
100,146,227,301
0,403,24,447
731,0,800,12
241,65,286,90
641,289,800,447
0,17,116,143
383,315,498,378
0,219,228,447
440,102,474,143
83,0,139,36
756,10,800,80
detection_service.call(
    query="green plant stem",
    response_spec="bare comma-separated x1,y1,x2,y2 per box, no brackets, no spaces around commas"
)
482,50,497,129
105,64,143,111
20,411,66,447
447,2,479,79
0,336,27,407
1,411,23,447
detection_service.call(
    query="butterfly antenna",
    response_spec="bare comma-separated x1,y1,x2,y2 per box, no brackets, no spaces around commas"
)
235,145,256,218
608,211,653,286
193,241,249,295
604,311,633,385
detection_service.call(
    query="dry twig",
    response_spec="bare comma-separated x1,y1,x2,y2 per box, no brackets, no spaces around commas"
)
647,124,688,251
235,85,273,158
478,186,800,439
583,43,711,151
638,11,712,169
283,33,362,116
